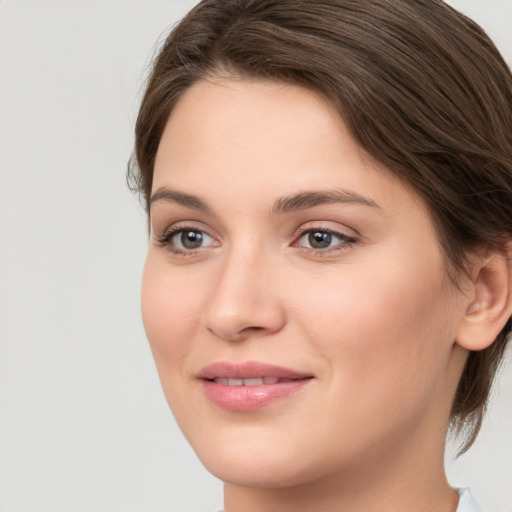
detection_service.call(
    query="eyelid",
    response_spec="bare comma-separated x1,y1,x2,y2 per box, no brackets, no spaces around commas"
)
294,221,359,240
152,219,208,237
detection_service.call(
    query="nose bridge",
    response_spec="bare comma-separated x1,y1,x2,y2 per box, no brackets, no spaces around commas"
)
202,241,284,341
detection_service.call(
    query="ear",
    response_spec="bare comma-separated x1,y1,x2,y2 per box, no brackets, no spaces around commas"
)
456,242,512,351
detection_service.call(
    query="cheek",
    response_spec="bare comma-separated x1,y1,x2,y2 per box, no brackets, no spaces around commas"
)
141,255,201,369
293,255,455,411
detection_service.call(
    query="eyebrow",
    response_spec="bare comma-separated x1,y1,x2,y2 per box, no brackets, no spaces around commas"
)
150,187,213,214
271,189,381,214
149,187,381,216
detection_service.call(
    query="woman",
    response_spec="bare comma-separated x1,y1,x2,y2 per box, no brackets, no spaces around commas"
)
128,1,512,511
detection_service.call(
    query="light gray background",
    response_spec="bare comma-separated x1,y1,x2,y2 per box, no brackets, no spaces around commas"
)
0,1,511,511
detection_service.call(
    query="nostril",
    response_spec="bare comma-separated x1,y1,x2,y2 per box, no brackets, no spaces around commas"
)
238,326,271,338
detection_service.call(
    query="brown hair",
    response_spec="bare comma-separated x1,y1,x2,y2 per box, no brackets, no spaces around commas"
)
128,0,512,452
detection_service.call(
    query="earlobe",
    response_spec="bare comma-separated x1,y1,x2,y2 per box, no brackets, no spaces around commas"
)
456,243,512,351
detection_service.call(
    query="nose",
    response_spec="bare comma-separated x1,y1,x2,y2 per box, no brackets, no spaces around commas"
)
202,250,286,342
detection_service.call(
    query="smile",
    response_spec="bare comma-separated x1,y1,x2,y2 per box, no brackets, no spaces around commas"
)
212,377,297,386
199,362,314,412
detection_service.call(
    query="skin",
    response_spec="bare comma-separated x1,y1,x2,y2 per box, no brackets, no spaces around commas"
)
142,78,476,512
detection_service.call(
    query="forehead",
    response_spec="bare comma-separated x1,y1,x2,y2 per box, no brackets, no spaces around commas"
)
153,78,427,217
157,78,341,164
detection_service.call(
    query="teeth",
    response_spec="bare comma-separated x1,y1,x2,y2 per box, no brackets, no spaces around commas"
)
243,378,264,386
213,377,287,386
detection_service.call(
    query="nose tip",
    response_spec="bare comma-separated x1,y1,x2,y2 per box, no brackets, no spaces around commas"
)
202,257,286,342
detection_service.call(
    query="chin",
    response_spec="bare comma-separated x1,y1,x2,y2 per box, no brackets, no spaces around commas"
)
182,421,338,489
200,449,321,489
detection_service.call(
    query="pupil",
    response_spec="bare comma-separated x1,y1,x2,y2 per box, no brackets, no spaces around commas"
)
309,231,331,249
181,230,203,249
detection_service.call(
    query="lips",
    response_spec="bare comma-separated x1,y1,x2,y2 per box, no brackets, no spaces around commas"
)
212,376,291,386
198,361,313,411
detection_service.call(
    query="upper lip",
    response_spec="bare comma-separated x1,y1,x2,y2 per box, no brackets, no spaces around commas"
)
198,361,313,380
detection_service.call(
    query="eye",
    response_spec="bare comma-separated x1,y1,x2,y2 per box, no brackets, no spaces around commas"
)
294,228,356,252
155,227,218,253
173,229,213,250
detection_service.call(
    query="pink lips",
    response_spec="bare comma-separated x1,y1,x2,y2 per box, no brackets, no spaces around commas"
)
198,361,313,412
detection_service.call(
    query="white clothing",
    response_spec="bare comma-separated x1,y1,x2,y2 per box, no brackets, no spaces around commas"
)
457,487,483,512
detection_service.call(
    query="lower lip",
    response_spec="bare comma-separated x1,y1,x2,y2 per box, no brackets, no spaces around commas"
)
202,379,312,412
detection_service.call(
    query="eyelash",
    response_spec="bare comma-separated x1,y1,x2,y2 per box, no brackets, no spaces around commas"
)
293,227,357,255
153,226,217,256
153,226,358,256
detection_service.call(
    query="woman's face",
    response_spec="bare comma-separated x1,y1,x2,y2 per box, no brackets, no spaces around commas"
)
142,79,468,487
